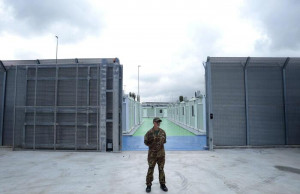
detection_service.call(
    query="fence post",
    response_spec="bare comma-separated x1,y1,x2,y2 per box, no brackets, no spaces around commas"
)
12,66,18,150
282,57,290,145
205,57,213,150
244,57,250,145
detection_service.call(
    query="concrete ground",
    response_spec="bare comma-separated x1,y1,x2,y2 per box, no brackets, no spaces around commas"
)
122,136,206,151
133,118,195,136
123,118,206,151
0,148,300,194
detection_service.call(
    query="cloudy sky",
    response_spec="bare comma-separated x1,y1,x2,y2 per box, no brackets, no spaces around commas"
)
0,0,299,102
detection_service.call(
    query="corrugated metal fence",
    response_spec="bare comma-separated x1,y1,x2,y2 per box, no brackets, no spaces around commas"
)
206,57,300,149
0,58,123,152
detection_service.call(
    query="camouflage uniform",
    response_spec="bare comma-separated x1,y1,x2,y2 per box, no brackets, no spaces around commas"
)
144,127,167,186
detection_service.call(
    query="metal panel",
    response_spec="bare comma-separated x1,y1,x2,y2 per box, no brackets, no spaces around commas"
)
75,63,79,150
36,80,55,106
119,65,123,150
112,65,120,152
206,57,300,147
0,71,6,145
244,57,250,145
100,65,107,151
285,60,300,144
96,64,100,150
56,125,75,145
211,63,246,146
54,65,58,150
282,57,290,144
57,80,76,106
9,67,26,149
3,69,16,145
247,66,285,145
86,67,90,147
1,59,122,151
35,125,54,145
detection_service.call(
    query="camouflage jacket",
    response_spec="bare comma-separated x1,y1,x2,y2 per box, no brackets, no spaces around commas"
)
144,127,166,155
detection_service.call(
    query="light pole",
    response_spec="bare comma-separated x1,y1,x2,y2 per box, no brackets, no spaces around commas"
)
138,65,141,97
55,35,58,64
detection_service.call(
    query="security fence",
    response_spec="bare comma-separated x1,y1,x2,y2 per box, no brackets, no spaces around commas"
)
205,57,300,149
0,58,123,152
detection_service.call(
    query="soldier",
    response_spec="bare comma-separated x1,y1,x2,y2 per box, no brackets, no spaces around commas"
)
144,117,168,193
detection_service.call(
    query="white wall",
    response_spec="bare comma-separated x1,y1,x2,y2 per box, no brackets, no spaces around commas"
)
167,97,205,132
122,95,142,132
142,107,168,118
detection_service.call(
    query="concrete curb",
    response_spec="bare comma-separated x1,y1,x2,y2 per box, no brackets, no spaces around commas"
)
122,120,145,136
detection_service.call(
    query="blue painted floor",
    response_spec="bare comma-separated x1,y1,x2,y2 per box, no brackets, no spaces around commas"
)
122,135,207,151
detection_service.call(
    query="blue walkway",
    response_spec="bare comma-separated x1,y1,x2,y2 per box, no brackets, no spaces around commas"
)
122,135,207,151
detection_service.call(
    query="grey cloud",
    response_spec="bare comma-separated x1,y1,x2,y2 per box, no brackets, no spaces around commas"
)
254,37,271,52
138,25,218,102
141,81,204,102
0,0,103,43
243,0,300,50
188,25,221,57
140,74,163,84
130,73,159,83
13,49,41,60
140,63,205,102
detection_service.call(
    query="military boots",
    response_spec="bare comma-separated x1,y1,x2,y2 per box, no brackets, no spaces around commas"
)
160,184,168,192
146,185,151,193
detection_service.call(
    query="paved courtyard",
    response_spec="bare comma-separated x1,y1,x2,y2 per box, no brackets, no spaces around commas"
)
1,147,299,194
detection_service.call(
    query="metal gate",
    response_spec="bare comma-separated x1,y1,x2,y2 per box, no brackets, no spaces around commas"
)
0,58,123,152
205,57,300,149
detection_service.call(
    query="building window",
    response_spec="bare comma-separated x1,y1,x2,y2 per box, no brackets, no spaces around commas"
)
192,105,194,117
160,109,163,113
182,107,184,115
